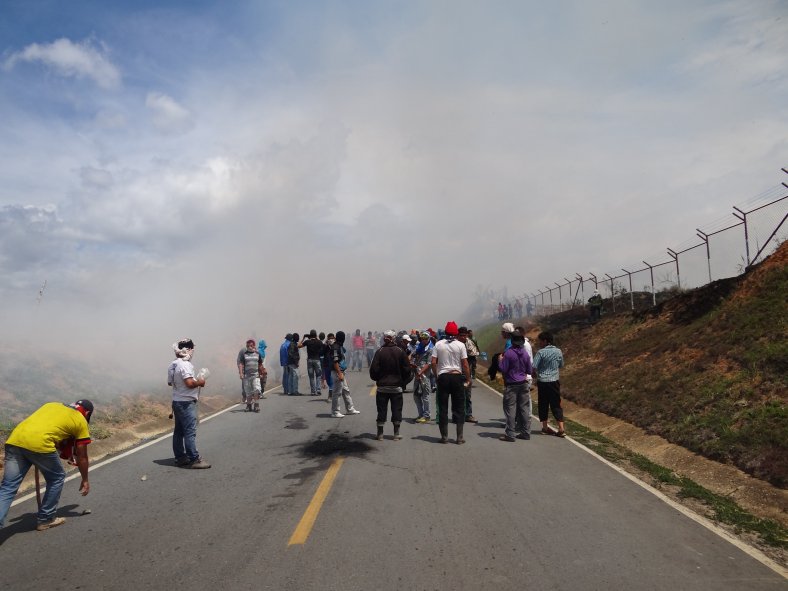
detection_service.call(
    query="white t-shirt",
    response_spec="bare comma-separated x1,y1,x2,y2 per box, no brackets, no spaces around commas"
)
431,339,468,376
524,339,533,383
170,358,198,401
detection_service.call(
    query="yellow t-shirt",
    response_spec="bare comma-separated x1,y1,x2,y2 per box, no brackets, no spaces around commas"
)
6,402,91,453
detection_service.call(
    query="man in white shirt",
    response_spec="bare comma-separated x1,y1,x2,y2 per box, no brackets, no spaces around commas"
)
430,322,471,444
168,338,211,469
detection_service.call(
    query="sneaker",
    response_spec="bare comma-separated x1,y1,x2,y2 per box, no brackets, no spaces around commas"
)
189,459,212,469
415,417,428,424
246,403,252,412
175,456,192,467
253,402,260,412
332,411,345,418
499,435,516,442
346,409,361,415
516,433,531,440
466,415,478,423
36,517,66,531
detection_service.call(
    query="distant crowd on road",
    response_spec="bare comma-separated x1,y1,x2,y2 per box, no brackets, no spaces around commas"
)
0,322,565,533
232,321,565,445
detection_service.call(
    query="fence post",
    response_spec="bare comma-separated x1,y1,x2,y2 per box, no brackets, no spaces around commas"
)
643,261,656,306
696,229,712,283
622,268,634,310
605,273,615,313
667,248,680,290
589,272,598,290
575,273,584,307
546,286,553,315
732,206,750,266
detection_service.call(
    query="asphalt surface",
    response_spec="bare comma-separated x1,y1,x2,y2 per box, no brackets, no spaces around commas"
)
0,371,784,591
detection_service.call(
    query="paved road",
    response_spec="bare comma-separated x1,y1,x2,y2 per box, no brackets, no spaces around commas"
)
1,372,784,590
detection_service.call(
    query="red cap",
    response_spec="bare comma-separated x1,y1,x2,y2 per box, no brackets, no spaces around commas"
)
444,321,459,336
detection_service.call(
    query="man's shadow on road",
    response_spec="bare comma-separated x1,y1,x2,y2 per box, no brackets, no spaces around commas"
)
0,503,88,545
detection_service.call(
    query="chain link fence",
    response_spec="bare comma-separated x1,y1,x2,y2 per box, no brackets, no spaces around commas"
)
519,170,788,318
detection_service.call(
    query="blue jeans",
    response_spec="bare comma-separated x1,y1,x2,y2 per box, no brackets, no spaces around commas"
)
307,359,322,394
172,400,199,462
0,444,66,527
286,364,300,394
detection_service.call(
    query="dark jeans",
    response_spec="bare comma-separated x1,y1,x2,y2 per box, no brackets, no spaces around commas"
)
376,389,403,424
537,380,563,422
436,373,466,426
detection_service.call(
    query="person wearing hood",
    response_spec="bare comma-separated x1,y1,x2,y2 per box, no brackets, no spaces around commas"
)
369,330,411,440
497,330,534,442
329,331,361,418
0,399,94,531
257,339,268,397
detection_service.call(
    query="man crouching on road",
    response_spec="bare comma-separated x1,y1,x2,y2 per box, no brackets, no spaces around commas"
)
0,399,93,531
369,330,412,441
168,338,211,468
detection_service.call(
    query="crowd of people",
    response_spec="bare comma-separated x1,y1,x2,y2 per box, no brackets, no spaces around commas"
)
236,321,565,445
0,323,566,532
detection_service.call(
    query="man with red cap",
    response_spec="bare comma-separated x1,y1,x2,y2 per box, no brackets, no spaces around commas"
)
0,399,93,531
431,322,472,444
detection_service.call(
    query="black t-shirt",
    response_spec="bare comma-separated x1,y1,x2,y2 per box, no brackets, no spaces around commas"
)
303,338,323,360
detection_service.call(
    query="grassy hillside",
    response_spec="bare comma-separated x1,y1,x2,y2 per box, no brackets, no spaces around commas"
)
477,242,787,488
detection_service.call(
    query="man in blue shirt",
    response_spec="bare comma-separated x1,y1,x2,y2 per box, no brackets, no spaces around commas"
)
279,334,292,395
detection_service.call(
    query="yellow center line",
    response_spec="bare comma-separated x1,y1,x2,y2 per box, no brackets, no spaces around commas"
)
369,385,377,397
288,456,345,546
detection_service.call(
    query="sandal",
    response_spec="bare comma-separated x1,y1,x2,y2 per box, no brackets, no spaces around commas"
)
556,430,566,438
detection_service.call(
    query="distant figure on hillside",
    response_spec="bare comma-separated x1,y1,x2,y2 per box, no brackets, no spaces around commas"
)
526,299,534,317
0,399,93,531
532,331,565,438
588,289,602,322
169,338,211,467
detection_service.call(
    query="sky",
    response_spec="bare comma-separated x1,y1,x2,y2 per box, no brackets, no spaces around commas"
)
1,0,787,381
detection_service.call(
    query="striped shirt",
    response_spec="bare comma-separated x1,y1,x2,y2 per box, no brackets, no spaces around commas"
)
532,345,563,382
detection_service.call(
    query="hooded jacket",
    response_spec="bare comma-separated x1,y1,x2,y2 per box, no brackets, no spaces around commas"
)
369,342,412,388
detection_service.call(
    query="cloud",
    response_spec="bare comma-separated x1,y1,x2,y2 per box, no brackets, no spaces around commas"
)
3,38,121,89
146,92,194,134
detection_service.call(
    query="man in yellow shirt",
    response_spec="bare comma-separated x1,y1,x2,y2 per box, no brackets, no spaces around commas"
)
0,400,93,531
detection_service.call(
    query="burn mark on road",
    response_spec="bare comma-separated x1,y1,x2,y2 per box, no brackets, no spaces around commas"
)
300,433,374,458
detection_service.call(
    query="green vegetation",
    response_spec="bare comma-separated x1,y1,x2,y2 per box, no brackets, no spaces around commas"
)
531,247,788,487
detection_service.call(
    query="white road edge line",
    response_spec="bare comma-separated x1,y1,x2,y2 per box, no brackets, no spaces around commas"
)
473,378,787,579
10,383,283,509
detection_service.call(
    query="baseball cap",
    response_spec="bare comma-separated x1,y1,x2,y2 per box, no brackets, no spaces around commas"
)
401,334,412,342
383,330,396,338
70,399,94,423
